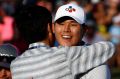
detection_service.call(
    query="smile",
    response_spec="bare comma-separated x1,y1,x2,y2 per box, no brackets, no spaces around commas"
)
62,35,71,39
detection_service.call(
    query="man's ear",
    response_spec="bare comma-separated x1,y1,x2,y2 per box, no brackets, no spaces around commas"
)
48,23,55,34
52,23,55,34
48,23,52,33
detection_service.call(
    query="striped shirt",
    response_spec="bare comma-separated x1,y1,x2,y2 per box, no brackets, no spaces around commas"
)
10,41,115,79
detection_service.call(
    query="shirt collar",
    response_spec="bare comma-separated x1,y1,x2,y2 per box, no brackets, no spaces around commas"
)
28,42,50,49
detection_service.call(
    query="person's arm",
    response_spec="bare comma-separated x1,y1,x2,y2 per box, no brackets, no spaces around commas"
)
86,64,111,79
66,41,115,76
10,56,34,79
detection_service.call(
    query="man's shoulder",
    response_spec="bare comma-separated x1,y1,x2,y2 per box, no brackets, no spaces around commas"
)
10,50,30,66
10,47,62,66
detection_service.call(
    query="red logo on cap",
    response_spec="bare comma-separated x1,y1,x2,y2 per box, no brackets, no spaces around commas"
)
65,6,76,13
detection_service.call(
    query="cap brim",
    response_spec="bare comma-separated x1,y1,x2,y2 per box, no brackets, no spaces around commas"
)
0,62,10,68
54,15,83,24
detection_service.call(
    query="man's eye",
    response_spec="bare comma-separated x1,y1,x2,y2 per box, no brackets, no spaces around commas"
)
71,23,78,26
59,23,64,25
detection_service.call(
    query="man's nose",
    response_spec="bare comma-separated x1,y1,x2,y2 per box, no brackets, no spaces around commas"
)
63,24,71,32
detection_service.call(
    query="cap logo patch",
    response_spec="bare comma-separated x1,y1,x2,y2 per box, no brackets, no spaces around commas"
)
65,6,76,13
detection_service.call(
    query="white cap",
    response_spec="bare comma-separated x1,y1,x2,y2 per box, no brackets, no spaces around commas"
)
54,3,85,24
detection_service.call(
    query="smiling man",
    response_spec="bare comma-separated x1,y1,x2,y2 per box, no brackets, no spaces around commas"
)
54,16,86,46
53,3,86,46
53,3,112,79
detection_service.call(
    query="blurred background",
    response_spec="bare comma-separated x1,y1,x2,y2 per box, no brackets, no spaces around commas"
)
0,0,120,79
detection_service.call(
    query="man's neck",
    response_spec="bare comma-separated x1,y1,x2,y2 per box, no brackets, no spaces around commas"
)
39,38,51,47
40,40,50,46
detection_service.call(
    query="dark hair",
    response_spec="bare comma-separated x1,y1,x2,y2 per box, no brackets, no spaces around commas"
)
55,16,74,24
55,16,87,28
14,5,52,44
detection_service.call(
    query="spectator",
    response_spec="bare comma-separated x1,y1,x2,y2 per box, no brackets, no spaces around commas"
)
109,14,120,45
35,0,53,12
0,44,18,79
1,0,15,15
109,13,120,67
83,20,105,44
0,5,14,43
92,2,110,41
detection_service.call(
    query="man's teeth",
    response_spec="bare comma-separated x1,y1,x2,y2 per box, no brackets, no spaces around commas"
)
62,35,71,38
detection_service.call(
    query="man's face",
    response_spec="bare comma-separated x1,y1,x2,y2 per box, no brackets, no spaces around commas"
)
54,18,83,46
0,68,11,79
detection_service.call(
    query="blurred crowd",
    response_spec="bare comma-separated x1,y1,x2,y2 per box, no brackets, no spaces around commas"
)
0,0,120,76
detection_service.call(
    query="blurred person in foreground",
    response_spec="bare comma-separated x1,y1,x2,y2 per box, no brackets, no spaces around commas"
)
53,3,113,79
10,5,115,79
0,44,18,79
